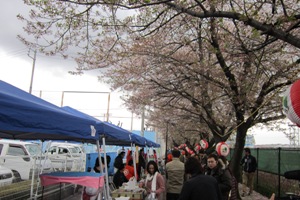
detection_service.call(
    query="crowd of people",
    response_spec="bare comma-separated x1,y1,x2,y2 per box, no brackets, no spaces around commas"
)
85,147,258,200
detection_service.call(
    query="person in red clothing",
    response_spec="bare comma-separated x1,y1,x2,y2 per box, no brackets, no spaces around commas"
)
126,149,133,165
153,149,158,163
167,152,173,163
124,159,138,181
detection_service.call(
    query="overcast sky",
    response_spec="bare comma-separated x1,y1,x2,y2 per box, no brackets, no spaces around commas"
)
0,1,295,145
0,0,143,131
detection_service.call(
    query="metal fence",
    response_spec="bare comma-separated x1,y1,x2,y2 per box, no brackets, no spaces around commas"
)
228,147,300,198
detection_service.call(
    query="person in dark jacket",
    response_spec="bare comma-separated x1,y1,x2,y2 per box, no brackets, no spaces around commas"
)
113,163,127,188
137,148,146,180
94,155,111,173
114,150,125,173
240,148,257,196
178,157,222,200
206,154,232,200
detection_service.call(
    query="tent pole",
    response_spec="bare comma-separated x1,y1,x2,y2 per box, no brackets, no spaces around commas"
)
146,144,150,162
132,143,138,181
30,156,36,199
102,137,111,200
35,141,52,198
96,140,107,200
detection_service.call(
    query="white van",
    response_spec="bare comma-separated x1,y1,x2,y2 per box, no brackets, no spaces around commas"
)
0,140,52,181
0,166,13,187
44,142,86,171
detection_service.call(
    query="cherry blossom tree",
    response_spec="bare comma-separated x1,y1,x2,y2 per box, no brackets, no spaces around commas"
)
18,0,300,183
102,15,300,179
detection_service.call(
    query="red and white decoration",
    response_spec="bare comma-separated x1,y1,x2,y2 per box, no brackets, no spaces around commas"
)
283,79,300,127
216,142,230,157
185,146,195,156
194,144,201,152
200,139,209,150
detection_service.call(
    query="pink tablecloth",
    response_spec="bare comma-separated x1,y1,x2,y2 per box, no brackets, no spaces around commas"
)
40,172,104,189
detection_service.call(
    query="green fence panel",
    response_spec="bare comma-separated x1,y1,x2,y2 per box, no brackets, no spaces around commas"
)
257,149,279,174
280,149,300,175
228,147,300,198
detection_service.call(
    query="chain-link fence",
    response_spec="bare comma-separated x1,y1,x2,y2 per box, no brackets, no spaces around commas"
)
228,148,300,198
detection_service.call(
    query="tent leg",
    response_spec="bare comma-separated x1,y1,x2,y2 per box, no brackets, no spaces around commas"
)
132,144,138,181
96,140,107,199
102,137,112,200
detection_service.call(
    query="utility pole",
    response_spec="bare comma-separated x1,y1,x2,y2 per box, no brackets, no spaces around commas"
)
165,121,169,162
106,93,110,122
28,48,37,94
130,112,134,132
141,106,145,137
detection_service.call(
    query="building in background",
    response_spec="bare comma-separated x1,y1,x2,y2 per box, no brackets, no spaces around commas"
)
227,134,255,148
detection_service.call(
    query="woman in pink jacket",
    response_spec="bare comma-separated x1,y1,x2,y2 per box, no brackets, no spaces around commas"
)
139,160,165,200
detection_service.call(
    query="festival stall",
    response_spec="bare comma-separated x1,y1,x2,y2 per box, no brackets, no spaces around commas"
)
0,81,157,199
61,106,160,199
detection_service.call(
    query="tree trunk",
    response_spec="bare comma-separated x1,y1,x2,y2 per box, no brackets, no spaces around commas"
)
229,123,250,199
229,124,249,181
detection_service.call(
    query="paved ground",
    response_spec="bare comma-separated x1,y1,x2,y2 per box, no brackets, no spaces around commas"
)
239,184,270,200
64,183,272,200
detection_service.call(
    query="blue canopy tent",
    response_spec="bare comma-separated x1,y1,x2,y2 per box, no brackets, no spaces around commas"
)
0,80,99,142
61,106,150,197
0,81,142,199
61,106,160,147
61,106,148,147
130,133,160,148
0,80,109,198
0,80,159,198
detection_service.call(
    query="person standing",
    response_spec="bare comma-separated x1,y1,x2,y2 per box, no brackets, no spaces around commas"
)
240,148,257,196
166,149,185,200
139,161,165,200
178,157,222,200
206,154,232,200
137,148,146,179
126,149,133,165
114,150,125,173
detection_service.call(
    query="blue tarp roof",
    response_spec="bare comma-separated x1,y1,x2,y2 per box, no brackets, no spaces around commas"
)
0,80,160,147
132,130,160,147
62,106,149,147
0,80,99,142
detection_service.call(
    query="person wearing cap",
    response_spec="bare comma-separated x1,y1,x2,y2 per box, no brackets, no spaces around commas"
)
114,150,125,173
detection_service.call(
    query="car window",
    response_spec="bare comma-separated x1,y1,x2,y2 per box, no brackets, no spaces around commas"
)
58,147,68,154
7,145,27,156
48,146,57,154
69,147,78,154
25,144,41,156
